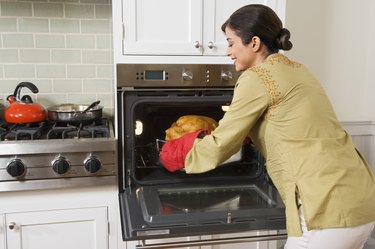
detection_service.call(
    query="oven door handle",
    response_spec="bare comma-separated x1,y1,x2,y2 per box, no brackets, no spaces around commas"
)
136,233,287,249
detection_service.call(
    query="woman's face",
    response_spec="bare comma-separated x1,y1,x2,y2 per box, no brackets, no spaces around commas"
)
224,26,260,72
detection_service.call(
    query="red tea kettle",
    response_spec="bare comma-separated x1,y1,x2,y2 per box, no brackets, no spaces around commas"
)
4,82,46,123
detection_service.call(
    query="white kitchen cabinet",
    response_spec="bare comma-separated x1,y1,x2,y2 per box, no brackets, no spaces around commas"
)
202,0,284,58
5,207,108,249
122,0,203,56
0,214,5,249
114,0,285,63
0,186,119,249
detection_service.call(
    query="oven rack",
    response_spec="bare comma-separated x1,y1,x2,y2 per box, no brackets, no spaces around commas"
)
135,142,163,169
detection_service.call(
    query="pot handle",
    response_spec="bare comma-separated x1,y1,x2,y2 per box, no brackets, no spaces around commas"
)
14,82,39,102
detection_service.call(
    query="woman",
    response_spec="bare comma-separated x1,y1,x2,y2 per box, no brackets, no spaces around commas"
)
160,4,375,249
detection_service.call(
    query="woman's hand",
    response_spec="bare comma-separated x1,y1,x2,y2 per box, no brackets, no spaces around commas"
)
160,129,210,172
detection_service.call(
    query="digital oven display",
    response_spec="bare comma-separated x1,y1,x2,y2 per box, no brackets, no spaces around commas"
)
144,70,165,80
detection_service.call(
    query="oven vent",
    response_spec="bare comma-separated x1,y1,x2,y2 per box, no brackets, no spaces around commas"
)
199,221,226,225
136,92,169,97
233,218,257,223
175,91,232,98
266,217,287,221
203,92,232,97
175,92,198,97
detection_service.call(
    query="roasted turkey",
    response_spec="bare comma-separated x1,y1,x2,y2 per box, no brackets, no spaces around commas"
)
165,115,218,141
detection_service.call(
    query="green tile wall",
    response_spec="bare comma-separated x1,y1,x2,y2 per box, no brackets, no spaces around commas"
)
0,0,114,117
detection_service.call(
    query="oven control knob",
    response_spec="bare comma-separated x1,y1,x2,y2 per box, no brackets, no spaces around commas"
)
84,156,102,173
221,71,233,81
52,157,70,174
182,71,193,81
6,159,26,177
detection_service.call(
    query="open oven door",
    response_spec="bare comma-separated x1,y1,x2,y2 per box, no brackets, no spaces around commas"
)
119,179,286,240
117,89,286,241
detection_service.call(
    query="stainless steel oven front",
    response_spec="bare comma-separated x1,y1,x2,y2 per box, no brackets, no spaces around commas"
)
0,118,116,192
117,64,286,245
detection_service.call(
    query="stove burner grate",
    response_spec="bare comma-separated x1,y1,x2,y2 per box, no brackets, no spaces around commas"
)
47,118,109,139
0,122,47,141
0,118,110,140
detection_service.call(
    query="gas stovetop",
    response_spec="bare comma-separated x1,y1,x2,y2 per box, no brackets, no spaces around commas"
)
0,118,117,192
0,118,110,141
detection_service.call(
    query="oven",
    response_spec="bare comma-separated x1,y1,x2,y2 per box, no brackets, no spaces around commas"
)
117,64,287,247
0,117,116,192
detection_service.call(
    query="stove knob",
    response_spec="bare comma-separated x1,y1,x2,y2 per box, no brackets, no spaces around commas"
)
6,159,26,177
84,156,102,173
52,157,70,174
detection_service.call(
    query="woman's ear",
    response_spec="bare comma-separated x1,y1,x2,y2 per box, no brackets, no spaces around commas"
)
251,36,262,52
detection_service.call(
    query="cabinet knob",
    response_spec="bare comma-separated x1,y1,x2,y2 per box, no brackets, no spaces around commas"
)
8,222,16,230
207,41,214,49
194,41,200,48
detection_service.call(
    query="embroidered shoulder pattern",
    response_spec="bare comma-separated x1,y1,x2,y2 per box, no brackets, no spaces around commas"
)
249,67,280,106
249,67,280,118
267,53,302,68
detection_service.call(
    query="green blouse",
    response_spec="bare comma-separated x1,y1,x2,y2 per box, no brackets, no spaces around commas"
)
185,53,375,236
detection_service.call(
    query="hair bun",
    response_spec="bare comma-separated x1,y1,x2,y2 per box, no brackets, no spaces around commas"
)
275,28,293,51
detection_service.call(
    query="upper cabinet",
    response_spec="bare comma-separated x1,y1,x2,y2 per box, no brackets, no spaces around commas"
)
123,0,203,56
113,0,286,64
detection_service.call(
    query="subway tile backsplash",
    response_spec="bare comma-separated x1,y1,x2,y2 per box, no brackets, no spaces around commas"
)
0,0,114,118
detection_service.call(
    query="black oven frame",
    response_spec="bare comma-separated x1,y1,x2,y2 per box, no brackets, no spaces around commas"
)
117,88,286,241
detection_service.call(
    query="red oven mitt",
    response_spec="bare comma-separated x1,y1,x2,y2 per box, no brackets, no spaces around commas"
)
160,129,210,172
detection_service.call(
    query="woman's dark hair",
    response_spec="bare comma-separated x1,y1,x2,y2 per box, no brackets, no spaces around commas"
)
221,4,292,53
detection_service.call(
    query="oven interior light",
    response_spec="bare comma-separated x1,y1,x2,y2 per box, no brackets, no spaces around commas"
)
135,120,143,135
221,105,230,112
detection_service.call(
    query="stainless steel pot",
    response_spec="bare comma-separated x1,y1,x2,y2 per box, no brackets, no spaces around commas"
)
47,101,103,123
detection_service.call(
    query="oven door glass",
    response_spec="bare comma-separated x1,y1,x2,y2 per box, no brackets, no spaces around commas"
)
119,182,285,240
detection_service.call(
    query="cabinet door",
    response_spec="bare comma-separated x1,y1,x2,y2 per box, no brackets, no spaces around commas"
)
6,207,108,249
123,0,203,55
0,214,5,249
203,0,284,56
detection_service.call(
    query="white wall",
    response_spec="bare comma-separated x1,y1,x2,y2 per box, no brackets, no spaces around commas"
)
285,0,375,122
